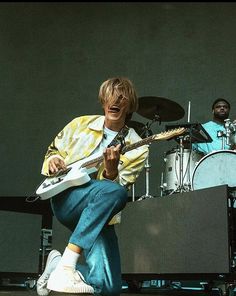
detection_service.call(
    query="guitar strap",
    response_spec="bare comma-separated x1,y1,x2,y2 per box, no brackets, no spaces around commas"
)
89,125,129,180
107,125,129,149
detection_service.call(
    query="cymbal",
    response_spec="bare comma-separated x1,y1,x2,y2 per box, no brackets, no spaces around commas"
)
137,96,185,122
126,120,146,138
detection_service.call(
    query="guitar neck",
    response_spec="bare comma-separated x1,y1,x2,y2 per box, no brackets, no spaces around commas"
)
122,134,154,153
81,135,155,168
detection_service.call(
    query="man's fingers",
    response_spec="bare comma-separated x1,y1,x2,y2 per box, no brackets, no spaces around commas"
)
49,158,66,174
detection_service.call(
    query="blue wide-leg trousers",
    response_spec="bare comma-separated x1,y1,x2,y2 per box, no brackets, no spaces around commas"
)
50,179,128,295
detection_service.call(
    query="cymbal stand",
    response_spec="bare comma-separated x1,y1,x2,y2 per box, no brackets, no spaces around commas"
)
138,120,155,201
178,136,184,192
138,152,153,200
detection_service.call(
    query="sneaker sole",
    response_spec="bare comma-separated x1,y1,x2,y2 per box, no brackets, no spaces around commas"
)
50,293,93,296
47,283,94,294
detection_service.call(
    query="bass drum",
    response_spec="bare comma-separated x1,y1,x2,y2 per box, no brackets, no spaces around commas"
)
192,150,236,190
163,148,203,194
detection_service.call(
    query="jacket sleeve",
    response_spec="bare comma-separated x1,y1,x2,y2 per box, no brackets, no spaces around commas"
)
41,119,77,176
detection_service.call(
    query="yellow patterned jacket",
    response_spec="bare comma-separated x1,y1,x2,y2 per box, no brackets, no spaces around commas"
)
41,115,149,224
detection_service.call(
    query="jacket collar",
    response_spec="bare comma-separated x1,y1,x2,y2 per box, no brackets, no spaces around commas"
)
88,115,105,131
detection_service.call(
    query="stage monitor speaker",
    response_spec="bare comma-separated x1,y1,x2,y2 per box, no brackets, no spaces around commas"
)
0,210,42,273
117,185,231,274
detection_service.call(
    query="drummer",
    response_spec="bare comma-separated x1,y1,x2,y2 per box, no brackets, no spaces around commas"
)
193,98,233,154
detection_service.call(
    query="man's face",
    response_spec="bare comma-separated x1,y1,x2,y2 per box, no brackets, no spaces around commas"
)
213,101,230,121
103,95,130,126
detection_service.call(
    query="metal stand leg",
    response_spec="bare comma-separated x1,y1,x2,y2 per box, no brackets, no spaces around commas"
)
166,136,192,195
138,155,154,200
178,137,184,193
131,184,135,202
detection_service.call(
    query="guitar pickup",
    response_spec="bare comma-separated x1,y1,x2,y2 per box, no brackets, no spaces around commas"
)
41,167,72,189
55,167,72,177
51,177,63,185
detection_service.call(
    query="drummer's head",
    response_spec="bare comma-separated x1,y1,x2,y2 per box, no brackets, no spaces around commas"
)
212,98,231,111
212,98,230,121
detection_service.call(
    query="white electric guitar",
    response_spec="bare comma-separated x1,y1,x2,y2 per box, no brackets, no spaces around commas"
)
36,127,185,200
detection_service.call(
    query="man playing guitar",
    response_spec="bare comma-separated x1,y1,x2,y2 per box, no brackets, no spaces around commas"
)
36,77,149,296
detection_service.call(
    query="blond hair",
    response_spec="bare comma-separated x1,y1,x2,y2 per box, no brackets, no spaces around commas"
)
98,77,138,114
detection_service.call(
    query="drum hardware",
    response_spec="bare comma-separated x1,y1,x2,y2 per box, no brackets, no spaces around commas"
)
161,122,209,196
229,187,236,201
187,101,191,122
165,122,213,144
138,153,154,201
217,130,227,149
215,118,236,149
130,153,153,202
169,135,191,194
178,136,185,193
224,118,236,148
127,120,155,201
126,120,143,201
137,121,155,201
160,172,165,197
224,119,231,146
130,184,136,202
228,187,236,208
133,96,185,198
161,147,202,196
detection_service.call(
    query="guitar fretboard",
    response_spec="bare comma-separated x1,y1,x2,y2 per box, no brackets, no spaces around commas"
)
81,134,158,168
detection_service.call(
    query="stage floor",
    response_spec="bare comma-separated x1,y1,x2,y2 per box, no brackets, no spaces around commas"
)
0,287,225,296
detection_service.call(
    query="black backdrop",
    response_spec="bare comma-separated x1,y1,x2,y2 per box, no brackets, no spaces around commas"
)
1,2,236,197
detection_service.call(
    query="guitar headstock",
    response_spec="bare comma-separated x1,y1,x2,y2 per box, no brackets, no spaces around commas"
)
153,127,186,141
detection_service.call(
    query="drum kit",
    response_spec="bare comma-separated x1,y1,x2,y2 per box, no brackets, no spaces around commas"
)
128,96,236,200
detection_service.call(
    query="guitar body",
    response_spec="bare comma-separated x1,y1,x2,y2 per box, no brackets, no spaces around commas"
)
36,165,95,200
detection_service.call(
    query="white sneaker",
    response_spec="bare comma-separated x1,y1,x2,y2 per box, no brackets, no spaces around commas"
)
36,250,62,296
47,265,94,294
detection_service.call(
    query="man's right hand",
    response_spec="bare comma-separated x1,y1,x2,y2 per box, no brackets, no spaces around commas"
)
48,157,67,175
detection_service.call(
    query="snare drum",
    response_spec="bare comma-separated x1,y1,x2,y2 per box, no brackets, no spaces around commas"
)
162,148,203,194
192,150,236,190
